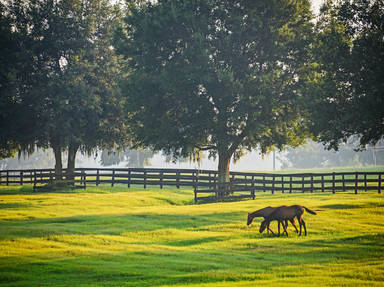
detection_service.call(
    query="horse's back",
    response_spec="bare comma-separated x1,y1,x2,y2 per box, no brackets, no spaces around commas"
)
273,205,302,220
253,206,275,217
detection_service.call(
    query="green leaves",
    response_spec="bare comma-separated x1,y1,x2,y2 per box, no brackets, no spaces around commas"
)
1,0,129,167
116,0,314,173
307,0,384,149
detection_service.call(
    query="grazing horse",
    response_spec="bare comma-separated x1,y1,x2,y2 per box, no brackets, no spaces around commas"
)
259,205,317,237
247,206,298,235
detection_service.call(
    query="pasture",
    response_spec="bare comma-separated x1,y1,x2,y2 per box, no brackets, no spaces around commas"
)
0,184,383,286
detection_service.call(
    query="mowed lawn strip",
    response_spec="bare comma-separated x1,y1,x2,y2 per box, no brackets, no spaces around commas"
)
0,185,383,286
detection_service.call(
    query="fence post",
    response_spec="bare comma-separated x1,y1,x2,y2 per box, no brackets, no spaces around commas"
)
311,175,314,193
289,176,292,193
49,170,53,185
194,184,198,204
83,170,86,188
342,174,345,192
364,173,367,192
112,169,115,187
302,176,305,193
176,171,180,189
20,171,23,186
332,173,336,194
355,172,358,194
96,169,100,186
263,175,266,192
281,176,284,194
143,170,147,189
321,175,324,192
379,174,382,194
33,170,37,189
6,171,9,186
208,172,211,185
160,171,164,189
128,169,131,188
194,170,199,189
271,175,275,194
251,175,255,199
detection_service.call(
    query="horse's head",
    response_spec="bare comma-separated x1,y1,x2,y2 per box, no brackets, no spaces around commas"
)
259,220,267,233
247,213,253,226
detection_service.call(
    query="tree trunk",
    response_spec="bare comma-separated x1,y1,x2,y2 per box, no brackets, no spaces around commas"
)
66,143,79,181
218,150,231,187
52,143,63,180
137,150,141,168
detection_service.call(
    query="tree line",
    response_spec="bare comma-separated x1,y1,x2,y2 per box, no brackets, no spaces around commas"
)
0,0,383,185
280,139,384,169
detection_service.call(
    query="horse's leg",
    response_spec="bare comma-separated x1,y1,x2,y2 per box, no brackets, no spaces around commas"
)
298,216,302,236
267,223,275,235
301,219,307,236
277,221,281,237
290,219,299,233
282,220,289,237
283,220,289,236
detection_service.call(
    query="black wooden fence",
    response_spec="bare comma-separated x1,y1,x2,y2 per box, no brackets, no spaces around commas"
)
0,168,382,203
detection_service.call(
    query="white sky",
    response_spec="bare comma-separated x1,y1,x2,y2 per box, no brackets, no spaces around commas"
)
311,0,326,14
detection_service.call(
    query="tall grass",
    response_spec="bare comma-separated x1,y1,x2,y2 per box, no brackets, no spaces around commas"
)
0,184,383,286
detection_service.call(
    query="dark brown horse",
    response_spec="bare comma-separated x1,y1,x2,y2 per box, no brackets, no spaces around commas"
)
259,205,317,237
247,206,298,235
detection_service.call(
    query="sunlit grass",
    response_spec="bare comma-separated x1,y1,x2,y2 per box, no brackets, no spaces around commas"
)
0,184,383,286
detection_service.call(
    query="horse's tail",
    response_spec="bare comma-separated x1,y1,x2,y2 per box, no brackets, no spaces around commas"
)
303,206,317,215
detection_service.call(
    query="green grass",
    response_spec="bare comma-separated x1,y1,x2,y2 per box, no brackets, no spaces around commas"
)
0,184,383,286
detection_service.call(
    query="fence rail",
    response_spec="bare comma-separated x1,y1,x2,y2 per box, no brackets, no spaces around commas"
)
0,168,382,202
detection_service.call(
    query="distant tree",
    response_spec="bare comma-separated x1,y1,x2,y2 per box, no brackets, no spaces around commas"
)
100,149,154,168
0,149,56,170
115,0,314,183
1,0,128,180
279,139,384,169
306,0,384,150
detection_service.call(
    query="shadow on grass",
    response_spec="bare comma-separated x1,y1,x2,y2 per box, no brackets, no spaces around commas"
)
1,232,384,287
0,203,31,209
0,211,245,239
319,204,363,209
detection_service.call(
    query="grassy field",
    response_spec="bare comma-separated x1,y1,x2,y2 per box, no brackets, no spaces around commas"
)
0,183,383,286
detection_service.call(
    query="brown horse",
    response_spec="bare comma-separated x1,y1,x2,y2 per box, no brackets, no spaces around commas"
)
259,205,317,237
247,206,298,235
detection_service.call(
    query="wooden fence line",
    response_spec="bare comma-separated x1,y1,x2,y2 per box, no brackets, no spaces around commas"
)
0,168,383,202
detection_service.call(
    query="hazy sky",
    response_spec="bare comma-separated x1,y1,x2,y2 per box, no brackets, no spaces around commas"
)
311,0,325,14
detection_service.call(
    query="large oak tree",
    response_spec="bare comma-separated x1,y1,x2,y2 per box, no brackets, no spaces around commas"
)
1,0,128,180
116,0,314,183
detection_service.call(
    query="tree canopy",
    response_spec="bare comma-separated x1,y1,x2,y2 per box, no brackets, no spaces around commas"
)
115,0,314,182
307,0,384,150
0,3,36,159
1,0,129,179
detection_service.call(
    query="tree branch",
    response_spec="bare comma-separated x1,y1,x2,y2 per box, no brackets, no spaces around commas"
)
195,145,217,151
